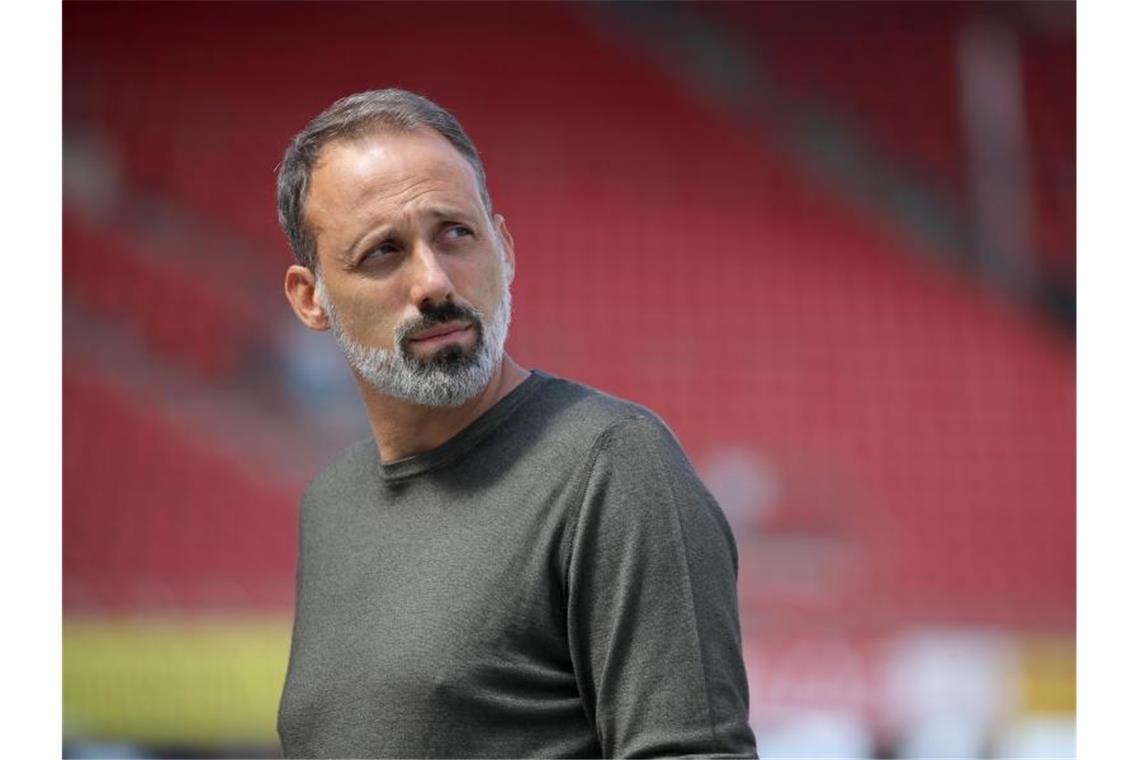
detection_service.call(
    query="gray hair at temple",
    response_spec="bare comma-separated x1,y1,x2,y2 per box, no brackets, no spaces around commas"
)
275,88,493,271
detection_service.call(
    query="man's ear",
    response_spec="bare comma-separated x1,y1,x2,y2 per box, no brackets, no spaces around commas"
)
284,265,330,331
493,213,516,283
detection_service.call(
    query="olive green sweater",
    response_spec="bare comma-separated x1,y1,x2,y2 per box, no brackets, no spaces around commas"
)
278,371,755,758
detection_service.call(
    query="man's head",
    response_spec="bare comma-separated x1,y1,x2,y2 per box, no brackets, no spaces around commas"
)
278,89,515,407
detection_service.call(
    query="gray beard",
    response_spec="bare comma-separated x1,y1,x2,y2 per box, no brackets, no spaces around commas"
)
317,276,512,408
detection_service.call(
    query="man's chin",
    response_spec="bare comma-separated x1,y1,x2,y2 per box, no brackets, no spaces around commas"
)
406,340,480,370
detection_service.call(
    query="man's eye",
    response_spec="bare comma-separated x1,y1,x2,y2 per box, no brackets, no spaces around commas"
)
444,225,473,240
367,241,400,258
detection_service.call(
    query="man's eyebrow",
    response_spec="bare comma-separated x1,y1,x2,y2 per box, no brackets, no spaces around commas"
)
423,204,478,221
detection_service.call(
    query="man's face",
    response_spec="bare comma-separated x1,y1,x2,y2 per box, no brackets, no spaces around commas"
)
302,128,514,406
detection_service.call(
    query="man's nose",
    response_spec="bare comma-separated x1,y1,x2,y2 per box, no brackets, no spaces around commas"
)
407,241,455,310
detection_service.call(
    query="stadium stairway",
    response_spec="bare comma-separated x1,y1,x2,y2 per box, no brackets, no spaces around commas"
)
601,1,1074,323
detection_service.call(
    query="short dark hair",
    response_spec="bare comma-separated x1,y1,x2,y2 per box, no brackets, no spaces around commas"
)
276,89,492,271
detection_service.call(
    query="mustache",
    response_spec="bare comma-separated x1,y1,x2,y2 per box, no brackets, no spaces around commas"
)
394,300,484,349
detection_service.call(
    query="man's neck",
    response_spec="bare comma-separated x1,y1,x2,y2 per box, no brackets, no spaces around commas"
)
356,355,531,464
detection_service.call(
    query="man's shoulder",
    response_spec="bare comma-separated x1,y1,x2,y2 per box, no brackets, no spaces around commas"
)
301,437,376,505
527,371,682,459
531,372,665,434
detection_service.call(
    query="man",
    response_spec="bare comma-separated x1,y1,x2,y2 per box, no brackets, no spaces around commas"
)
276,88,756,758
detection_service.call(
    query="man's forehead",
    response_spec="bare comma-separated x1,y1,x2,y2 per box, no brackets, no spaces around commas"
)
309,127,479,208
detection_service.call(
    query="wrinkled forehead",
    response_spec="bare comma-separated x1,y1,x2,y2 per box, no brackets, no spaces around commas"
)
306,127,484,224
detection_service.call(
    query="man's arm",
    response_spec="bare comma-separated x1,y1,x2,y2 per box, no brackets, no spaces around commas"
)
563,414,757,758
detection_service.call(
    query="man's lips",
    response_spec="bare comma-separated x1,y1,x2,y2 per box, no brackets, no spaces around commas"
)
408,321,473,345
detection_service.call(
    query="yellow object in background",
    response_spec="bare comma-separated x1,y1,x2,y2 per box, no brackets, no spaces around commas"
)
1017,636,1076,716
63,615,292,747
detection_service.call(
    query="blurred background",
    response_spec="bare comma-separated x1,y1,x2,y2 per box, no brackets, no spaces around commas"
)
62,1,1075,757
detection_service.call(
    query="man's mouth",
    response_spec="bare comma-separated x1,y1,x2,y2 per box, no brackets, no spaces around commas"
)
407,321,474,347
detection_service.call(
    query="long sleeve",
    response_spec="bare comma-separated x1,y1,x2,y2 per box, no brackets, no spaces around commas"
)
563,415,757,758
